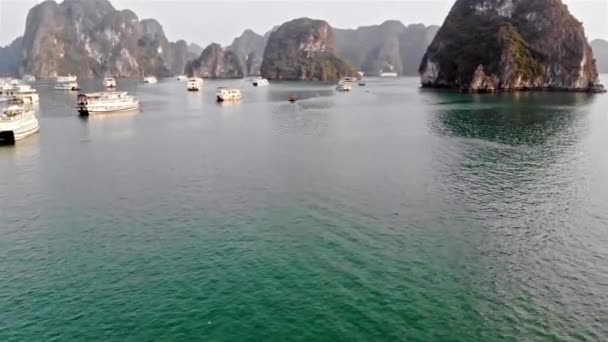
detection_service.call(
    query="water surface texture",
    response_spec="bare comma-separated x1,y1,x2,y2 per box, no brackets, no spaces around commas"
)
1,77,608,341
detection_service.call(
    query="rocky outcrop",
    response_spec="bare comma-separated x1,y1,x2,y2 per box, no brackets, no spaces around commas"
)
260,18,355,81
188,43,204,57
184,43,244,78
21,0,189,78
591,39,608,73
0,37,23,77
226,30,266,76
420,0,604,93
334,21,439,76
167,40,190,75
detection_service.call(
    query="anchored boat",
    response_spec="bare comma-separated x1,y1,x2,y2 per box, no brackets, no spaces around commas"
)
252,77,269,87
187,77,203,91
336,77,354,92
143,76,158,84
103,77,117,88
6,85,40,104
216,88,242,102
76,91,140,116
54,81,80,91
0,105,39,144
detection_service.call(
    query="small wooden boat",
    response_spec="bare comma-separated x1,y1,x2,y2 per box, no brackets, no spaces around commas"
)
288,96,298,103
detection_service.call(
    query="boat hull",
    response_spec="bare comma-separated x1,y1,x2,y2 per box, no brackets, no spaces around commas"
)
0,121,39,145
77,103,140,116
216,96,242,102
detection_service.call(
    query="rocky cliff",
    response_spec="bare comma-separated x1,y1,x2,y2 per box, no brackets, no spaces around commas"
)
226,30,266,76
591,39,608,73
22,0,188,78
0,37,23,77
420,0,604,92
184,43,244,78
334,21,438,76
188,43,204,57
260,18,355,81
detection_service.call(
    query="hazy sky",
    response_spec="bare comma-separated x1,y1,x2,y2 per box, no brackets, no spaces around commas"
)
1,0,607,47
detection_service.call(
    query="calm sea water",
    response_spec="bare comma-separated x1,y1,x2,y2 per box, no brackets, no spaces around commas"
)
1,77,608,341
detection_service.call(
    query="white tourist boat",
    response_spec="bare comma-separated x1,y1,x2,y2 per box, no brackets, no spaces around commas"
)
6,84,40,104
176,75,188,81
57,75,77,83
336,77,354,91
22,75,36,83
336,83,352,92
0,82,13,102
216,87,242,102
0,105,39,144
76,91,140,116
187,77,203,91
379,72,398,77
103,77,117,88
252,77,269,87
54,81,80,91
143,76,158,84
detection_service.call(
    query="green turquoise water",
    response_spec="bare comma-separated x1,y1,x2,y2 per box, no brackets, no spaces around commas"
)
1,77,607,341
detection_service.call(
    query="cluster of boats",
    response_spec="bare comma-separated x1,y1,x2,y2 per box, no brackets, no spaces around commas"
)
0,71,372,145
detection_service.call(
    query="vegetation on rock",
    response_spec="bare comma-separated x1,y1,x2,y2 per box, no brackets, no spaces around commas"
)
260,18,355,81
420,0,603,92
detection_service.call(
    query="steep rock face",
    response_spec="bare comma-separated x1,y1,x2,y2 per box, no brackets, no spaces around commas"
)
22,0,185,78
226,30,265,76
334,21,438,76
591,39,608,73
136,19,171,77
399,24,440,76
0,37,24,77
260,18,355,81
420,0,604,92
184,43,244,78
188,43,204,56
167,40,191,75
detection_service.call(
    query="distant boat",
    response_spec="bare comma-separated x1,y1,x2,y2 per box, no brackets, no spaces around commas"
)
143,76,158,84
56,75,77,83
54,81,80,91
216,87,242,102
252,77,269,87
176,75,188,81
379,72,398,77
22,75,36,83
6,84,40,104
357,71,365,78
103,77,117,88
0,105,39,144
288,95,298,103
76,91,140,116
187,77,203,91
336,77,353,91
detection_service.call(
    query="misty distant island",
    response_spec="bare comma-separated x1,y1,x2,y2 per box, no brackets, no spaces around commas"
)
0,0,605,93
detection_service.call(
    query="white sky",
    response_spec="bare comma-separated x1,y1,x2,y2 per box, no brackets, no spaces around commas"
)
0,0,606,47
